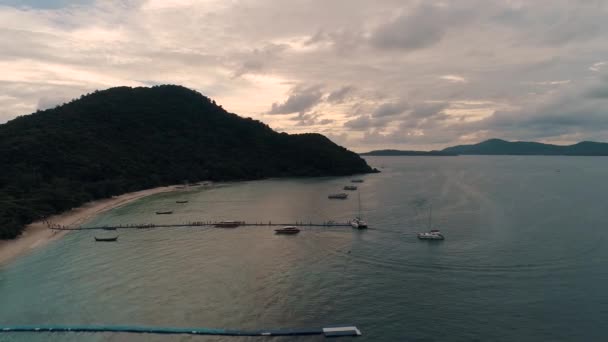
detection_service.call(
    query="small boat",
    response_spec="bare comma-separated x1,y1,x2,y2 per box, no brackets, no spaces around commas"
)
417,205,444,240
417,230,445,240
95,236,118,242
350,192,368,229
328,193,348,199
350,217,368,229
214,221,243,228
351,179,364,183
176,200,189,204
344,185,357,191
275,226,300,234
102,227,117,231
156,211,173,215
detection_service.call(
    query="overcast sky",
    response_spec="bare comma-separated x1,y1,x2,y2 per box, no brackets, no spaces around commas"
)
1,0,608,151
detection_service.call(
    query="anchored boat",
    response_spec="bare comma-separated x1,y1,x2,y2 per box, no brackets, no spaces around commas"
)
417,205,444,240
343,185,357,191
156,210,173,215
328,193,348,199
176,200,188,204
214,221,243,228
350,192,368,229
275,226,300,234
351,179,364,183
417,229,444,240
94,236,118,242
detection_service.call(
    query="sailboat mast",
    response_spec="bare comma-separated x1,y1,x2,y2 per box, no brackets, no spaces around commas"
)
428,204,432,230
358,192,362,218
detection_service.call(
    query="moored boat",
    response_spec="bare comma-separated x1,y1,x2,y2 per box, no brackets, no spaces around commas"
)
417,230,444,240
275,226,300,234
95,236,118,242
417,205,444,240
350,217,368,229
344,185,357,191
328,193,348,199
350,192,368,229
214,221,243,228
156,210,173,215
351,179,364,183
176,200,188,203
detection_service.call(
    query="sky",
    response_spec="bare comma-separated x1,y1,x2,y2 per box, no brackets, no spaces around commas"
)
1,0,608,151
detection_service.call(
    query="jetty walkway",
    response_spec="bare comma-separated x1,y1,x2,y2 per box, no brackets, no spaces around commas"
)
48,220,353,231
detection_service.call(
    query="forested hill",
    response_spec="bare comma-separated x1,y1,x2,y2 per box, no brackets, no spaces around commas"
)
442,139,608,155
0,85,374,239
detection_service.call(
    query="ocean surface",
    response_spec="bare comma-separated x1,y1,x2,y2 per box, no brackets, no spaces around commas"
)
1,156,608,342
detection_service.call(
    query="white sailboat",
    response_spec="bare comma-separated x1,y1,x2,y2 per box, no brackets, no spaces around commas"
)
417,204,444,240
351,192,368,229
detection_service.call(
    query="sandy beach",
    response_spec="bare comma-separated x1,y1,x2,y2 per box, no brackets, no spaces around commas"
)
0,185,179,265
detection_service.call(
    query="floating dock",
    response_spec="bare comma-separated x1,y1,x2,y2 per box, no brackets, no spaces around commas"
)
0,324,361,338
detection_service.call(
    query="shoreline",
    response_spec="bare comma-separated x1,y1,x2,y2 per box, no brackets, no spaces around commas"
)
0,185,180,266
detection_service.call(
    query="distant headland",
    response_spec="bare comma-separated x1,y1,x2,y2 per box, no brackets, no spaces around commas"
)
362,138,608,156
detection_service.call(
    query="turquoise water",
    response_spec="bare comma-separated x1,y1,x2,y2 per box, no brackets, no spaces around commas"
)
1,156,608,341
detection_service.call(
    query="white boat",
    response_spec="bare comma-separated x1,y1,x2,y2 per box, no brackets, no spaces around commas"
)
417,229,444,240
351,192,368,229
417,205,444,240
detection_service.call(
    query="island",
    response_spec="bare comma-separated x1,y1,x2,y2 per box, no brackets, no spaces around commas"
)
360,149,458,156
0,85,375,239
361,138,608,157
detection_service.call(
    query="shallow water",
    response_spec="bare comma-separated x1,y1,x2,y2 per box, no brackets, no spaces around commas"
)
1,156,608,341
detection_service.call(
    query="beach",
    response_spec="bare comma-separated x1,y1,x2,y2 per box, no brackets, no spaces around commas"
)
0,185,179,265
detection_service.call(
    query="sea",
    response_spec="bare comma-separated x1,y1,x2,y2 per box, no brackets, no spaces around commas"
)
1,156,608,342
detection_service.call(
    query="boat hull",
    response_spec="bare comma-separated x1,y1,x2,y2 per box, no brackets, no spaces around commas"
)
417,234,444,240
274,230,300,235
95,237,118,242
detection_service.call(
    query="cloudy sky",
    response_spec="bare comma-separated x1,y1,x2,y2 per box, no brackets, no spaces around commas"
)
1,0,608,151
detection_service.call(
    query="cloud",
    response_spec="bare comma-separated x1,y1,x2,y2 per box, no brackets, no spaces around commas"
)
2,0,608,150
370,3,472,50
440,75,467,83
232,43,289,77
37,96,70,110
590,61,606,72
409,102,448,119
372,101,409,117
268,85,324,114
344,115,373,130
326,86,354,103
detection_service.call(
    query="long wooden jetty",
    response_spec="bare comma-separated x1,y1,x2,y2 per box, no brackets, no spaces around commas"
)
48,220,353,231
0,324,361,337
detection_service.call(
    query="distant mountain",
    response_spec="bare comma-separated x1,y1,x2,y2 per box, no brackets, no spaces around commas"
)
0,85,375,239
442,139,608,156
361,138,608,157
360,149,457,156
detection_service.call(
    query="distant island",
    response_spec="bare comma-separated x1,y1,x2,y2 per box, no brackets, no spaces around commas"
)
362,138,608,156
360,149,457,156
0,85,375,239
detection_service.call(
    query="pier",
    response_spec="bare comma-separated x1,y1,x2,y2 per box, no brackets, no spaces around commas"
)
0,324,361,338
47,220,353,231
